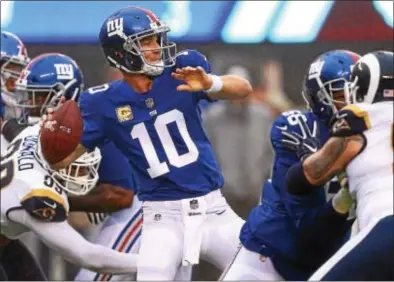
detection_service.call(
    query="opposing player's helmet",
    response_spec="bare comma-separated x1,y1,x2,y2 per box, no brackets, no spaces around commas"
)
51,148,102,196
1,31,30,118
346,51,393,104
36,142,102,196
14,53,84,123
99,6,176,76
302,50,360,124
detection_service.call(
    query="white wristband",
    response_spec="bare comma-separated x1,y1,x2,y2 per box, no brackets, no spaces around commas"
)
206,74,223,93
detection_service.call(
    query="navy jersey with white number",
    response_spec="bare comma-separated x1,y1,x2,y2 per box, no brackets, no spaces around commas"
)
240,110,353,280
79,50,223,201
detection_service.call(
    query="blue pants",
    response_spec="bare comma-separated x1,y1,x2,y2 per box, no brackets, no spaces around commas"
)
310,215,394,281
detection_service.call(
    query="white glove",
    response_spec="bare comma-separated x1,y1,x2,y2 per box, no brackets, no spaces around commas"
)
332,173,353,214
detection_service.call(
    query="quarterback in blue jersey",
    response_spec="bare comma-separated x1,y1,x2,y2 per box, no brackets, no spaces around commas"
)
42,6,251,280
221,50,360,281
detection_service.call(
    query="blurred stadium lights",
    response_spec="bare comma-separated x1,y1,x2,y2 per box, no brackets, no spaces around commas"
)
267,1,335,43
222,1,335,43
161,1,192,37
221,1,283,43
1,0,392,44
373,0,393,28
1,1,14,27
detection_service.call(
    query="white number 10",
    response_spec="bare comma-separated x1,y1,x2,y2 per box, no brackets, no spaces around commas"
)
131,109,199,178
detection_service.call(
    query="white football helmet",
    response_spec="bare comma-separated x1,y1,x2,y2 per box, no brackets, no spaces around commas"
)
37,144,102,196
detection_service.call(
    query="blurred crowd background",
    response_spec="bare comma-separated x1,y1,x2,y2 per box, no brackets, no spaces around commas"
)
2,0,392,280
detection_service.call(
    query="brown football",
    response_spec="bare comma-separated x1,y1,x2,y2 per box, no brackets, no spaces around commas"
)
40,100,83,165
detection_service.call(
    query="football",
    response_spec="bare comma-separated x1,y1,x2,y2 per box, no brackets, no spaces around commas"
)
40,100,83,165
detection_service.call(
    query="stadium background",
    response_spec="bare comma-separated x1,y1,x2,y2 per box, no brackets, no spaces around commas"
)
2,0,393,280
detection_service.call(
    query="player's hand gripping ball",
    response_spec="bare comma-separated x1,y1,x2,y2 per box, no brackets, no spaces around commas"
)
40,100,83,165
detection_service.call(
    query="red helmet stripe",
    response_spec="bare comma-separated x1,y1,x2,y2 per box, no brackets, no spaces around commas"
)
134,6,160,23
24,52,63,70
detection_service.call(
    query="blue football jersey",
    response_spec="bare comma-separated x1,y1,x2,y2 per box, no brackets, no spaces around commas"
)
79,50,223,201
97,140,137,191
240,110,352,280
0,94,4,120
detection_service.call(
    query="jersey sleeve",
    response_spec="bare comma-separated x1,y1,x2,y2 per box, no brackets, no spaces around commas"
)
330,104,371,137
97,140,137,191
270,110,311,158
175,49,213,102
78,89,107,150
20,188,68,222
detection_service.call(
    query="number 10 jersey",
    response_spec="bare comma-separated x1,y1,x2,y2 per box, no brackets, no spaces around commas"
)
79,50,224,201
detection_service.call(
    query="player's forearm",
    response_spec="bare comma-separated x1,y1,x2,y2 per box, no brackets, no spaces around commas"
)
69,185,133,212
69,194,109,212
17,212,138,274
207,74,252,101
286,135,364,195
303,135,364,185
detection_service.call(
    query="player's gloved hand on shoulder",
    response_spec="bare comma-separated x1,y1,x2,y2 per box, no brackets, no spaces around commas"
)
279,117,320,161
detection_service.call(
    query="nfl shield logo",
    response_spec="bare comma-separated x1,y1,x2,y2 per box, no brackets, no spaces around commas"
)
190,199,199,210
145,98,154,109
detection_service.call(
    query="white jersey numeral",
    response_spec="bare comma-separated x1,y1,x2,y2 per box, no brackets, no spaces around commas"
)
131,109,199,178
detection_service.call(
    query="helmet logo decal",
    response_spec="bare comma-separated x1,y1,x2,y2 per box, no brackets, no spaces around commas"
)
308,60,325,79
107,18,124,38
54,64,74,80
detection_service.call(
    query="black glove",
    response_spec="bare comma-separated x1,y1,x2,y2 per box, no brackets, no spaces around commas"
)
279,116,320,161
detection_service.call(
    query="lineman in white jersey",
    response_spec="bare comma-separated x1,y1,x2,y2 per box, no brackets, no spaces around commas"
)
0,124,139,275
285,50,393,280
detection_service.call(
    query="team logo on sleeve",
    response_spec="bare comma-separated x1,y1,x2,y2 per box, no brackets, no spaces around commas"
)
116,105,133,122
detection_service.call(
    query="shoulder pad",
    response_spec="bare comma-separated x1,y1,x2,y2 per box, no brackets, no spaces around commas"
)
330,105,371,137
176,49,211,73
20,189,68,222
2,119,29,143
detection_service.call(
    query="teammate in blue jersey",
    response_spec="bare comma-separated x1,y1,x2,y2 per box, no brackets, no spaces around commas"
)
42,6,251,280
1,31,30,155
0,94,4,127
221,50,361,281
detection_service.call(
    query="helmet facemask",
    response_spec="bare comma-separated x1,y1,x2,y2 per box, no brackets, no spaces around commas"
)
307,75,350,123
40,148,102,196
123,22,177,76
14,78,79,124
1,56,29,113
344,76,360,105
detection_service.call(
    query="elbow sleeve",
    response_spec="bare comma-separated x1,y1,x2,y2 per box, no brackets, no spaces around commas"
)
286,162,321,195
